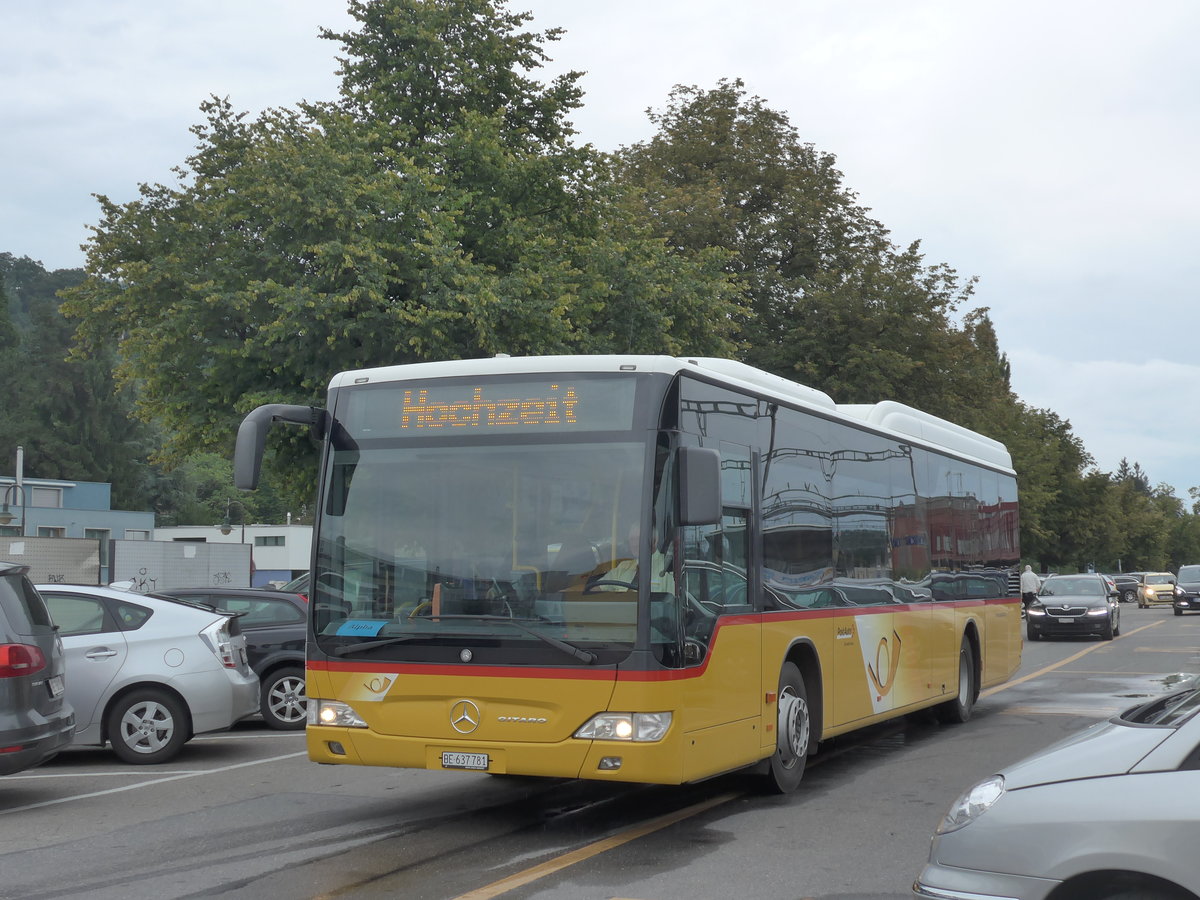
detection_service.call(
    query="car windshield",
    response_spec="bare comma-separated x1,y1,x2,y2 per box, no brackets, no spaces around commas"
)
1039,576,1104,597
1145,574,1173,585
1177,566,1200,582
1122,687,1200,726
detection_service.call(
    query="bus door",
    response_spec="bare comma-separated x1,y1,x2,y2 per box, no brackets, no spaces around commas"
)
679,498,761,776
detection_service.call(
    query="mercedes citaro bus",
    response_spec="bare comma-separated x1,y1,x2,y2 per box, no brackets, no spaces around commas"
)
234,355,1021,792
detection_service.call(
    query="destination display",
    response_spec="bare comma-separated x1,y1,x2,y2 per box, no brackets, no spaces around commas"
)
343,376,638,437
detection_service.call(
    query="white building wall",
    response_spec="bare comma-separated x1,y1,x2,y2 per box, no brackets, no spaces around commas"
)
153,524,312,585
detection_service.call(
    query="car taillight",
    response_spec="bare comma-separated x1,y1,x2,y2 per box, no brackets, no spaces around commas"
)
0,643,48,678
199,619,240,669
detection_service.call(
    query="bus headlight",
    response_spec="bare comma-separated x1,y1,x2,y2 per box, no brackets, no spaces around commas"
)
308,699,368,728
574,712,672,742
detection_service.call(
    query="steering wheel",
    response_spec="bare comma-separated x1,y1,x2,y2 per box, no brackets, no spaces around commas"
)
583,579,637,594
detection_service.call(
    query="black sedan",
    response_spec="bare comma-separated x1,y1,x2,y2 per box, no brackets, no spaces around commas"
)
1173,564,1200,616
1026,574,1120,641
154,587,308,730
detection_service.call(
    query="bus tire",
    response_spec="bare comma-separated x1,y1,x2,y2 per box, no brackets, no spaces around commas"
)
766,662,810,794
936,637,976,724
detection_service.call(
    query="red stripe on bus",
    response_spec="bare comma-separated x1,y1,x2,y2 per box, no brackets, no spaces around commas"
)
308,596,1018,680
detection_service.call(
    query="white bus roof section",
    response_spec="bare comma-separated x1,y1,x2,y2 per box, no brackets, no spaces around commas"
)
328,355,1013,473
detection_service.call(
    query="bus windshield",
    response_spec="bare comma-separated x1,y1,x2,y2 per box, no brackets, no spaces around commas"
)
311,438,650,665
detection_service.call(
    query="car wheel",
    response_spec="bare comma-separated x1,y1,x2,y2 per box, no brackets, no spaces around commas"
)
1121,589,1135,603
937,637,977,724
1102,616,1114,640
765,662,810,794
1027,623,1040,641
1113,612,1121,636
260,666,307,731
1175,607,1183,616
106,688,189,764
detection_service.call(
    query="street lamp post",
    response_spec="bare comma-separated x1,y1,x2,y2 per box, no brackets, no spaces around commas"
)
0,483,25,534
220,499,246,542
0,445,25,535
219,499,254,586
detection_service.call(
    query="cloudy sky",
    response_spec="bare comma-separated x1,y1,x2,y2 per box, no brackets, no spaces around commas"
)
5,1,1198,494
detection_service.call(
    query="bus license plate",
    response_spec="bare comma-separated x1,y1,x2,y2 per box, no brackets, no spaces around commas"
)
1057,617,1074,624
442,752,489,770
47,675,64,697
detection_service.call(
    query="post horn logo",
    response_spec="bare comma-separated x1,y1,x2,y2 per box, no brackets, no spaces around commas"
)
450,699,481,734
867,630,903,698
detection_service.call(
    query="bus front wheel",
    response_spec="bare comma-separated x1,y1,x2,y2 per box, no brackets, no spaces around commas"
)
767,662,811,794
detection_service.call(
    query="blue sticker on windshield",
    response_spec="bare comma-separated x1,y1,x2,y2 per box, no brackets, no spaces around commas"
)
335,619,387,637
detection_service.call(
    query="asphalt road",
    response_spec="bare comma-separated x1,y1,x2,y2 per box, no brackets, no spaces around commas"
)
2,603,1196,900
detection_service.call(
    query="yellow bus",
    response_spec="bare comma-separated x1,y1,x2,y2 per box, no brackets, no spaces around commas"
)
234,356,1021,792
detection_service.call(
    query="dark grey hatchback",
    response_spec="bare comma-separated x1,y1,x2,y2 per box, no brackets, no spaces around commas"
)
1026,573,1120,641
0,562,75,774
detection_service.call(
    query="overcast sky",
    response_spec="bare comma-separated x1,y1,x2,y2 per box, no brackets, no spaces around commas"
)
5,1,1198,495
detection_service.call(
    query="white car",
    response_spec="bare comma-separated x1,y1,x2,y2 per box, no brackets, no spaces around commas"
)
914,684,1200,900
37,584,259,764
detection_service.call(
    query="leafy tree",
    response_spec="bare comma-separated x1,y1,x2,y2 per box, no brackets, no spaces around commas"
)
618,79,1005,417
62,0,740,510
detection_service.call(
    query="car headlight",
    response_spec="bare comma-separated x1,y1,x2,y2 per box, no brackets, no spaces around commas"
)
308,699,368,728
574,712,672,742
1087,607,1110,616
937,775,1005,834
1027,602,1046,616
1174,586,1185,597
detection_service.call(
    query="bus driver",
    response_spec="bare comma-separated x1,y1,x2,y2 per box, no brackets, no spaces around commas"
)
590,522,675,594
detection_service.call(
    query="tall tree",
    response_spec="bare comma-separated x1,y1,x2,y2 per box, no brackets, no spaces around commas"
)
1,255,159,508
62,0,740,507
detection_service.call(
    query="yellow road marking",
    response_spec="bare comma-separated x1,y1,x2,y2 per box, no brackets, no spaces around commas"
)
1001,705,1120,717
982,620,1165,699
1135,647,1200,653
451,792,739,900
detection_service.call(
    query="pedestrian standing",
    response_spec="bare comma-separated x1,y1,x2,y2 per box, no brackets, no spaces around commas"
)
1020,564,1039,616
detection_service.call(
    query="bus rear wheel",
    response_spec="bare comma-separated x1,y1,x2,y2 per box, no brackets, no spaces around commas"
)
936,637,976,724
766,662,810,794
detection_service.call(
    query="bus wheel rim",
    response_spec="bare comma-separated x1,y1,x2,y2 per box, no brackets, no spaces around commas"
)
777,688,809,765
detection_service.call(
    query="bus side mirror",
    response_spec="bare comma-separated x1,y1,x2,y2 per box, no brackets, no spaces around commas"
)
234,404,326,490
679,446,721,525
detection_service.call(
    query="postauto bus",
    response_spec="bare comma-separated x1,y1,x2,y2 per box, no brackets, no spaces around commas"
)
234,355,1021,792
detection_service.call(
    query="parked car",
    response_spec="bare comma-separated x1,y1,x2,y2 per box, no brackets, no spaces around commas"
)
155,587,307,730
0,563,75,775
1137,571,1176,608
1107,573,1140,604
913,684,1200,900
1172,564,1200,616
1025,573,1120,641
35,584,259,764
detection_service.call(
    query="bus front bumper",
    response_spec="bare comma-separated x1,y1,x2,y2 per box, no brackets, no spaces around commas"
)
305,726,686,785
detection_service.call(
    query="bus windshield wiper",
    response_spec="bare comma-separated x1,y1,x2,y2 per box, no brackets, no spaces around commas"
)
329,634,419,656
329,615,597,664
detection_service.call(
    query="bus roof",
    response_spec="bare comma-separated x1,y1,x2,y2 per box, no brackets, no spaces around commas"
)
328,355,1014,473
